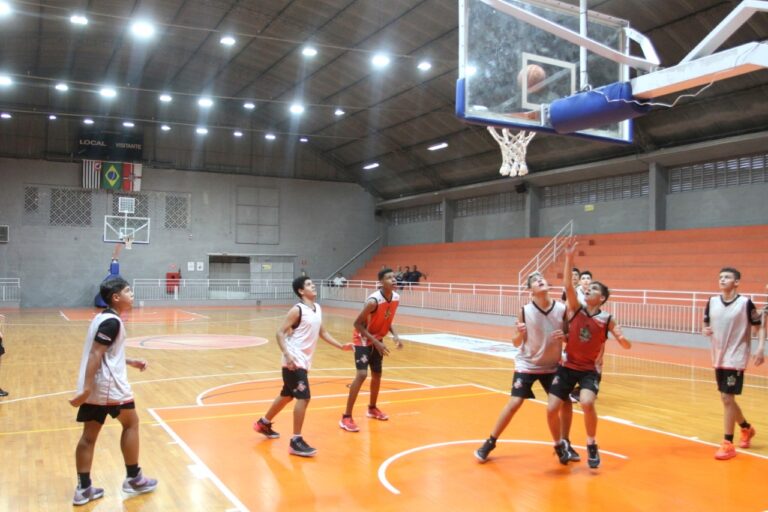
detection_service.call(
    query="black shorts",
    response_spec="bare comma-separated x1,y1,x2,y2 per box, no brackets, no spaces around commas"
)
715,368,744,395
354,345,383,374
549,365,601,401
280,367,311,400
510,372,555,399
76,401,135,424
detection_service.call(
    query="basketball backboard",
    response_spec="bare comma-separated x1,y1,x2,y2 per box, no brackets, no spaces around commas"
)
457,0,633,143
104,215,150,244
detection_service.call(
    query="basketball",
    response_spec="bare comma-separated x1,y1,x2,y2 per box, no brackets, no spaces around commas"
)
517,64,546,90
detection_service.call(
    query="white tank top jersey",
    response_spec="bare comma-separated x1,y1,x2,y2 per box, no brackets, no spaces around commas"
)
516,300,567,373
705,295,761,370
282,302,322,370
76,311,133,405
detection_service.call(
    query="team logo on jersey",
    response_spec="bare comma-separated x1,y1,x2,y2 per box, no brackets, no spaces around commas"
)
358,354,369,365
295,380,307,393
579,327,592,342
513,377,523,389
384,306,392,319
727,375,737,387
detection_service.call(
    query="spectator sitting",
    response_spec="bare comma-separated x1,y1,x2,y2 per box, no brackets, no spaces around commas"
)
401,266,412,289
332,272,348,287
409,265,427,286
395,266,404,287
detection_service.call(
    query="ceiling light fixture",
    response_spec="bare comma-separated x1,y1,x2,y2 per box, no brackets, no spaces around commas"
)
265,133,276,140
427,142,448,151
302,46,318,57
48,114,57,120
233,131,243,137
159,93,172,102
417,61,432,71
198,97,213,108
160,124,171,131
55,82,69,91
0,113,11,119
243,102,255,110
371,54,390,68
99,87,117,98
196,127,208,135
123,121,135,128
220,35,236,46
363,162,379,170
334,108,345,116
289,103,305,115
0,75,11,86
83,118,94,125
69,14,88,25
299,137,308,143
130,21,155,39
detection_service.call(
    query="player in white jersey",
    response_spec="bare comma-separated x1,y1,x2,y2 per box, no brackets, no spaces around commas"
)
253,276,352,457
68,277,157,506
702,267,763,460
475,271,577,463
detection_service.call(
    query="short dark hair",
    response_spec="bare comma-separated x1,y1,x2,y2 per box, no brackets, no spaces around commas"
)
378,267,394,281
571,267,580,274
592,281,610,304
100,277,130,306
720,267,741,280
580,270,593,279
292,276,311,297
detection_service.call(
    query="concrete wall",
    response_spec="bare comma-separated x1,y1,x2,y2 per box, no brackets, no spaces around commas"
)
0,158,380,307
537,197,649,236
666,183,768,229
386,220,443,246
452,210,527,241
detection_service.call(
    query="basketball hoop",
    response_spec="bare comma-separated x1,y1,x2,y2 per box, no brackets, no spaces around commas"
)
123,235,134,250
487,126,535,177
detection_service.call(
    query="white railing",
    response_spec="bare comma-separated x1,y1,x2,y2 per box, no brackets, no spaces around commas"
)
130,276,763,334
0,278,20,303
321,280,765,334
133,278,296,302
517,220,573,290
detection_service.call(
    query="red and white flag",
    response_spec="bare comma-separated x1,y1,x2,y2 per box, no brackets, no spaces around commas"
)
122,163,143,192
82,160,102,189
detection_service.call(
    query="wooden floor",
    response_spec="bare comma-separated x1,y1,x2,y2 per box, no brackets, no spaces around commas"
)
0,306,766,511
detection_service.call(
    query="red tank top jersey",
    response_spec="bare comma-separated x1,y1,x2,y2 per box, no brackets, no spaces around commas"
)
353,289,400,346
563,307,611,372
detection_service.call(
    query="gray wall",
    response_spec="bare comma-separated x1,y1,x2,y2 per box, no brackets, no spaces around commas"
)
452,210,527,241
386,220,443,246
0,158,380,307
538,197,649,236
666,184,768,229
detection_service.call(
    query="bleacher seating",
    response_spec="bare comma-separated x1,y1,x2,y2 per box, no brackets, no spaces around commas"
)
352,225,768,294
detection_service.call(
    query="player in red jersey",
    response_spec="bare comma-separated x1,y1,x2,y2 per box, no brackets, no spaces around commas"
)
546,237,631,468
340,268,402,432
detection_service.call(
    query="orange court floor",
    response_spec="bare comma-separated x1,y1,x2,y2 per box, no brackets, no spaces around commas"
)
0,305,765,511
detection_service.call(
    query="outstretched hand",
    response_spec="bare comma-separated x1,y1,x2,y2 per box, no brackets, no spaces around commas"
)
563,236,578,256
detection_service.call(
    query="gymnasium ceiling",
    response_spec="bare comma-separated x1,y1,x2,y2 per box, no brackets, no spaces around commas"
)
1,0,767,200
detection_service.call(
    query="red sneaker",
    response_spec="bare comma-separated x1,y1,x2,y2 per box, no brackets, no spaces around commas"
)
714,440,736,460
738,426,756,449
366,406,389,421
339,416,359,432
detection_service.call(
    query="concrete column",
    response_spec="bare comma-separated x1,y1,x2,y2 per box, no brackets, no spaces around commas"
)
648,162,667,231
442,198,455,243
525,184,541,238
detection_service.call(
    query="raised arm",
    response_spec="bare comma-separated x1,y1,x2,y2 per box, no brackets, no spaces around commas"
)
608,318,632,350
562,237,580,312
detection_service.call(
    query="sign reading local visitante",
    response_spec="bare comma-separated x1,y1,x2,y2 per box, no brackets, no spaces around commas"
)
76,130,144,160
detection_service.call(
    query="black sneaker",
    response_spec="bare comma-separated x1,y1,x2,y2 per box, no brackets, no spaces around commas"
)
253,418,280,439
565,439,581,462
554,440,570,465
474,439,496,463
587,443,600,468
289,437,317,457
0,388,8,397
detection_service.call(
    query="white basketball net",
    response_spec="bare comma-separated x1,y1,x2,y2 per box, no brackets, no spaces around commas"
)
487,126,535,177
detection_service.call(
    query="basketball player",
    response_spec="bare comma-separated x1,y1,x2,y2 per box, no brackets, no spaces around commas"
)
702,267,762,460
340,268,402,432
253,276,352,457
69,277,157,506
546,237,631,469
0,319,7,397
475,271,578,463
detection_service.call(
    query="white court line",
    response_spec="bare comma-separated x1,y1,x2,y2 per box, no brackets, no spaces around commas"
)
58,310,70,321
194,376,435,406
467,383,768,461
378,439,628,495
147,408,249,512
180,310,210,319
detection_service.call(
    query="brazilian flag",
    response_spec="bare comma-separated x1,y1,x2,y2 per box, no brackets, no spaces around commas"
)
101,162,123,190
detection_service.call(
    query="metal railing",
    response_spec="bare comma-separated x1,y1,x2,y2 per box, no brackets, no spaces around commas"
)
326,236,382,280
320,280,765,334
130,276,763,334
132,278,296,302
0,278,20,303
517,220,573,291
